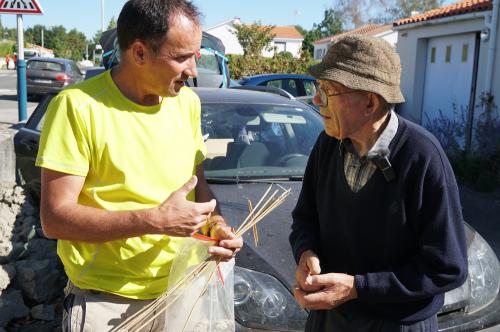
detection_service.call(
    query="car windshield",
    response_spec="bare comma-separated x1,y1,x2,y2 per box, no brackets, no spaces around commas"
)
202,102,323,180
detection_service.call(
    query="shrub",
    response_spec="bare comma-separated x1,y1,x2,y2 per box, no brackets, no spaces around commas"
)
228,51,318,80
0,40,14,57
425,93,500,192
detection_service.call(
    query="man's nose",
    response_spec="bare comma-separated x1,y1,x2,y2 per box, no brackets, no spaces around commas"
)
312,91,323,106
185,56,198,78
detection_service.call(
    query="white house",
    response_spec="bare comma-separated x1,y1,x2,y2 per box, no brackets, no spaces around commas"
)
313,24,397,60
204,18,244,55
394,0,499,147
204,18,304,57
261,26,304,58
24,43,54,58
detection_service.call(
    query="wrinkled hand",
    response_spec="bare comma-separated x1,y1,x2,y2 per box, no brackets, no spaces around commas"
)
151,176,216,237
207,220,243,261
296,250,322,292
293,273,357,310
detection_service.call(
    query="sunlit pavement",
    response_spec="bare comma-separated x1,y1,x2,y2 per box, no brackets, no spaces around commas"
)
0,69,38,127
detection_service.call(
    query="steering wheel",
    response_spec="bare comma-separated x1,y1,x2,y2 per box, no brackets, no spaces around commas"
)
274,153,307,166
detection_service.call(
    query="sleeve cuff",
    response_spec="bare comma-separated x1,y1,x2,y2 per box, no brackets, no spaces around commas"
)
354,274,367,298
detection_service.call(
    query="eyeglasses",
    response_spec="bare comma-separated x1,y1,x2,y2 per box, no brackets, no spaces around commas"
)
316,87,364,107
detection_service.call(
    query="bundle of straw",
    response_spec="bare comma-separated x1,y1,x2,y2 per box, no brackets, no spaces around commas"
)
112,183,290,332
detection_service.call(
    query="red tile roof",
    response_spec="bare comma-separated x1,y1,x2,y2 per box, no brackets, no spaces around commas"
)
270,26,303,39
313,24,393,45
244,25,303,39
394,0,492,26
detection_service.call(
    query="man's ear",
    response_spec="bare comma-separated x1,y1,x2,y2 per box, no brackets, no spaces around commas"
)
365,93,380,116
131,41,148,65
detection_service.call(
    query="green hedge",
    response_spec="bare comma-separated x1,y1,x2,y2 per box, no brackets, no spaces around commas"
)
228,52,319,79
0,41,14,57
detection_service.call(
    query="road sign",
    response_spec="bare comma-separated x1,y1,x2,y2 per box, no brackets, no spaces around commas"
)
0,0,43,14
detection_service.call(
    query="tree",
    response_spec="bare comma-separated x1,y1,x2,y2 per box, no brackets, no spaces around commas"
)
107,16,117,30
336,0,444,27
24,24,45,46
232,21,275,57
31,25,87,61
333,0,377,28
314,8,344,37
389,0,444,20
299,8,343,56
65,29,87,60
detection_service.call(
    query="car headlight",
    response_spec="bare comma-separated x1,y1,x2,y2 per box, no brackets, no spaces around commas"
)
442,227,500,313
467,229,500,312
234,266,307,331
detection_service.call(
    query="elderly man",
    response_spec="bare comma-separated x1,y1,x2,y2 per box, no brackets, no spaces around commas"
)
289,35,467,331
36,0,242,330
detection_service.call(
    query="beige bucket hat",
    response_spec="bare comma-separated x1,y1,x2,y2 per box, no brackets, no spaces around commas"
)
308,34,405,104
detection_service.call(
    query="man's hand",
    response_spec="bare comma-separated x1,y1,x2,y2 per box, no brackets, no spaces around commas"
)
296,250,322,292
151,176,216,237
293,273,357,310
207,218,243,261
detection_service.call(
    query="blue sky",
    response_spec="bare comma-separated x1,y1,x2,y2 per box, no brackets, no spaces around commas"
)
1,0,456,40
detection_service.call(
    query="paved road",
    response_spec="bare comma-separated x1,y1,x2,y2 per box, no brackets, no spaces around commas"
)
0,69,38,127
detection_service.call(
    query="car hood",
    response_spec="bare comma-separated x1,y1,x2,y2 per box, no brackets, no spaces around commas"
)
209,181,302,287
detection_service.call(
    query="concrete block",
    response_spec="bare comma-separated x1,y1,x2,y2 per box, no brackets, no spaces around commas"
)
0,127,17,184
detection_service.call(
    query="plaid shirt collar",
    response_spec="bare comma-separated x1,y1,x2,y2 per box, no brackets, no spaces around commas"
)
340,110,399,161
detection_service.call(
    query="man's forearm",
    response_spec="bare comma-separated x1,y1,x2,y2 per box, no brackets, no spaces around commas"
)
41,201,159,242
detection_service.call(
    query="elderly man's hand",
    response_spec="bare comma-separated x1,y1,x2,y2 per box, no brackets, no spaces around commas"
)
293,273,357,310
206,216,243,262
296,250,323,292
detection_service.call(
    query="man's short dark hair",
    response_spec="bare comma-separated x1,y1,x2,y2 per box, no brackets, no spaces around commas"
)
117,0,200,54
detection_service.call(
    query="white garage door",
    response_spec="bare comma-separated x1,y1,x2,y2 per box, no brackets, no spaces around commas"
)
422,33,477,127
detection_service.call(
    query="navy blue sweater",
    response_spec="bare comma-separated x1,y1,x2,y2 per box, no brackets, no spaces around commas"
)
290,115,468,323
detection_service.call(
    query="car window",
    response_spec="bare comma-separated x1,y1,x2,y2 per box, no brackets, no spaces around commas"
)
70,62,82,75
303,80,317,97
27,61,64,72
196,48,220,75
36,114,47,132
25,94,56,132
262,79,298,97
201,103,323,179
262,79,283,90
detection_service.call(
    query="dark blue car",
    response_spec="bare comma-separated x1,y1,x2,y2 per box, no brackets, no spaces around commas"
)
239,74,317,98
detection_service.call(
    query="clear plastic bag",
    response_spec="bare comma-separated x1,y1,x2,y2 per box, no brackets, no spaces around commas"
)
164,236,235,332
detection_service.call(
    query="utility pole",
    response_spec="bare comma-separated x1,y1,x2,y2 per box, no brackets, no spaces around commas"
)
101,0,105,33
16,14,27,121
41,27,44,48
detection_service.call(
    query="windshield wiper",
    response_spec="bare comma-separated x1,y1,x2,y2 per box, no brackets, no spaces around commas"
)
205,176,303,184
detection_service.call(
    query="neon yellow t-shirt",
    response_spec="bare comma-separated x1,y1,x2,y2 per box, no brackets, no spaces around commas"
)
35,70,206,299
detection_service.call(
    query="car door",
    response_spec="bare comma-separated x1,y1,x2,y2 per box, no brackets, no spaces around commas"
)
14,94,55,191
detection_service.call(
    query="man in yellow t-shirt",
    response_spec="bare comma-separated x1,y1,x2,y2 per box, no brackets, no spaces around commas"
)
35,1,243,331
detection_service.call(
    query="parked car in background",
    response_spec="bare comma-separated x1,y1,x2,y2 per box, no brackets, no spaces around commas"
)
239,74,317,98
13,88,500,331
26,57,84,100
98,28,232,88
